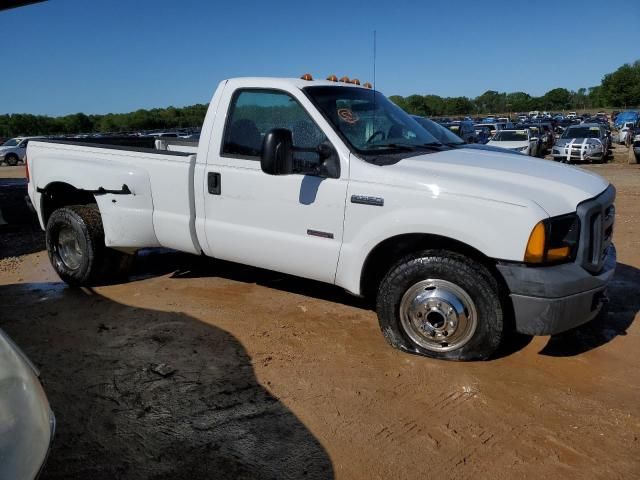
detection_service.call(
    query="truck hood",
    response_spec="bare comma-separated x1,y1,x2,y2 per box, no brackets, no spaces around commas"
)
381,148,609,217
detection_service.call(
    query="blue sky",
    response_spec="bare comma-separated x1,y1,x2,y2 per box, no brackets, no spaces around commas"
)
1,0,639,116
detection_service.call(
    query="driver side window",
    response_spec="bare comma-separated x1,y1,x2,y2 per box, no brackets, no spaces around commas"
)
222,89,328,171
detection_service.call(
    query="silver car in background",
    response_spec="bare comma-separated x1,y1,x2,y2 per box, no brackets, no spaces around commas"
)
551,124,610,163
486,129,540,156
0,328,55,479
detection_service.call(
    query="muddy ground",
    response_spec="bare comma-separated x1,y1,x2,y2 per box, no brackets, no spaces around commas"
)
1,147,639,479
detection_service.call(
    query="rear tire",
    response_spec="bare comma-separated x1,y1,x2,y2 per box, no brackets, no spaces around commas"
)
46,205,133,286
5,154,19,166
376,250,504,361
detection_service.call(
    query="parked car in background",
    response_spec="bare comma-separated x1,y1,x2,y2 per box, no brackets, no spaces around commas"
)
518,123,549,153
475,126,492,144
486,129,540,156
614,110,639,128
473,122,508,138
617,122,635,144
534,122,555,152
632,132,640,162
441,121,478,143
551,124,610,163
0,328,55,479
567,112,577,119
147,132,179,138
0,137,44,166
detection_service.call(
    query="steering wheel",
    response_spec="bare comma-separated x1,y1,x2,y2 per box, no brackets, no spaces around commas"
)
366,130,386,145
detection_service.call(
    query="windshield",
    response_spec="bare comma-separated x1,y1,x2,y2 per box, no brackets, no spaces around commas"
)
562,127,601,139
304,86,441,153
492,130,528,141
2,138,19,147
412,116,464,145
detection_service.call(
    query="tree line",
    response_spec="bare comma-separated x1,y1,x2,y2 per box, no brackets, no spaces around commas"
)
390,60,640,117
0,104,209,138
1,60,638,138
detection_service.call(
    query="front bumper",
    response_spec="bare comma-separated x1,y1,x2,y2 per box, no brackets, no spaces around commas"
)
497,245,616,335
551,148,603,161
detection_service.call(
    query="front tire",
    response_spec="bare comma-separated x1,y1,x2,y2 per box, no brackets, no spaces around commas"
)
376,250,504,361
46,205,133,286
5,154,19,166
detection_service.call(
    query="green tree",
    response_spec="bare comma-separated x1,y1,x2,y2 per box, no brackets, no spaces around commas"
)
475,90,506,114
600,61,640,108
541,88,572,110
505,92,532,112
404,95,432,116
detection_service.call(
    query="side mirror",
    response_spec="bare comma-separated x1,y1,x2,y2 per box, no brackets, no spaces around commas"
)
261,128,294,175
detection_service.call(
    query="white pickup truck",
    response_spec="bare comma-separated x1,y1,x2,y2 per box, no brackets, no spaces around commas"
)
26,76,616,361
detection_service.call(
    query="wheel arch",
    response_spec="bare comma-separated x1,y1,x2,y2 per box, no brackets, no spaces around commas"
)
39,181,98,226
359,233,511,304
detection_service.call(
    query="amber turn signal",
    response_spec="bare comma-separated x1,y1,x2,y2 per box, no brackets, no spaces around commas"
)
546,246,571,261
524,221,546,263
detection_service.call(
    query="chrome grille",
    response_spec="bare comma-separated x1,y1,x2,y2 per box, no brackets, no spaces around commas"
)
576,185,616,273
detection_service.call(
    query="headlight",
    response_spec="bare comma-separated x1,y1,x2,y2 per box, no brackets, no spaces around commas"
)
524,213,580,264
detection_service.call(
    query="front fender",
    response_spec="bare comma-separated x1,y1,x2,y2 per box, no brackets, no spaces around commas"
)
335,189,546,295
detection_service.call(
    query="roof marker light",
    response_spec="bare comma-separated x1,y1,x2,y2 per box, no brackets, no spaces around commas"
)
339,76,350,83
363,82,373,89
351,79,361,85
300,73,313,81
326,75,338,82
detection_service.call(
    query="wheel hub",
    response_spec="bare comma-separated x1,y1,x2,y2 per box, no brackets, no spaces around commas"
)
399,279,477,352
56,226,83,270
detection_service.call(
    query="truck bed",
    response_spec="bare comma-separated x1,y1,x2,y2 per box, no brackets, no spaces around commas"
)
27,139,202,255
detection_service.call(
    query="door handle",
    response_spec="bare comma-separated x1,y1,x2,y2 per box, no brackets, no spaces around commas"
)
208,172,221,195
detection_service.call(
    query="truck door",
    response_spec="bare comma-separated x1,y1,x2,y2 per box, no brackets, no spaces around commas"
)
202,88,348,284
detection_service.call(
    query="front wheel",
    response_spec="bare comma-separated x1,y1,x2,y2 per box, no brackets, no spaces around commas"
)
46,205,133,286
376,250,504,361
5,154,19,166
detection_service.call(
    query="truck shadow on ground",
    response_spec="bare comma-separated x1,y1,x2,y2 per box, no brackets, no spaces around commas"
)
0,179,44,259
539,262,640,356
0,282,334,480
134,250,639,359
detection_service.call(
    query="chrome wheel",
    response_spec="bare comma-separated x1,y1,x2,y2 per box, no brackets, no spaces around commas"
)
56,226,83,270
399,279,477,352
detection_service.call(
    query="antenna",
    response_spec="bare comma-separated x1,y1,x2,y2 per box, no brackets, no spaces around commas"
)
373,30,377,91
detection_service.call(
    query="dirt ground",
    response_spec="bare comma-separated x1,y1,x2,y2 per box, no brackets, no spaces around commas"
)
1,146,639,480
